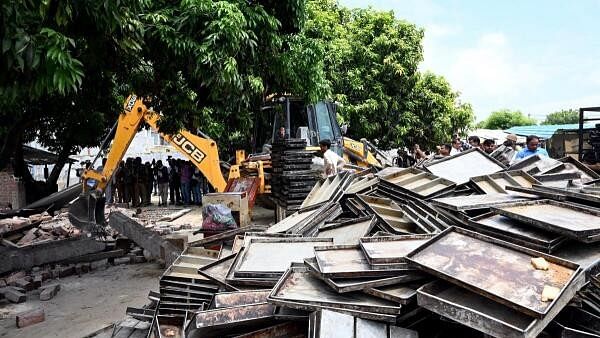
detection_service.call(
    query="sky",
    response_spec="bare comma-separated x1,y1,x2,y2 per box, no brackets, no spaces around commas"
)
340,0,600,122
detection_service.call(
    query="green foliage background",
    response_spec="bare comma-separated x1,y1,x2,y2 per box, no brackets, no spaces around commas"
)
477,109,536,130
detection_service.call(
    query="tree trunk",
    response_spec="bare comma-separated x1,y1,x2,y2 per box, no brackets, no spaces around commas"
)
0,117,29,172
46,143,73,189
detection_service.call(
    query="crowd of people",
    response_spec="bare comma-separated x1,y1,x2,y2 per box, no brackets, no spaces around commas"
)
396,133,549,167
82,156,208,207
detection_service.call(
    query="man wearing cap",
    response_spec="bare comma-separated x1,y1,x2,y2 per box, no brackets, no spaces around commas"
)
515,135,549,160
319,139,346,177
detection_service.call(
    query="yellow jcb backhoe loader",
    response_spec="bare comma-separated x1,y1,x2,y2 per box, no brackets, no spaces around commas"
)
68,94,263,231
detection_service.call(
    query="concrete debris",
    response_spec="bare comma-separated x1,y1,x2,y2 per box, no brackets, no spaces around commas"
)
39,283,61,301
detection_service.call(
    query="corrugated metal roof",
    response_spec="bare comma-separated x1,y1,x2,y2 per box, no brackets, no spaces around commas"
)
506,123,595,139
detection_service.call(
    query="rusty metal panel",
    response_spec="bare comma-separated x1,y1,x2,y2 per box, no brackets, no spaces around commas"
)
471,170,541,194
467,212,567,253
509,154,565,175
424,148,506,185
268,265,402,316
317,216,377,245
304,257,423,293
417,280,571,338
431,194,533,211
380,167,456,199
309,309,419,338
301,172,354,208
346,175,380,194
265,208,320,233
212,290,271,309
197,253,240,291
314,245,411,279
232,321,307,338
359,235,435,265
406,227,584,318
356,194,418,234
365,282,424,304
493,199,600,241
554,156,600,184
188,303,276,337
231,237,333,279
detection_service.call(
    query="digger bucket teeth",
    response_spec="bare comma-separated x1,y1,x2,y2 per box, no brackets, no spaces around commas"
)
68,191,106,232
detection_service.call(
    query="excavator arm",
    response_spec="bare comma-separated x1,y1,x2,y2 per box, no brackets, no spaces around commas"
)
69,94,227,231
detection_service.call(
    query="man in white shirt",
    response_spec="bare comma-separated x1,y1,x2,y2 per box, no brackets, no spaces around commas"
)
450,138,462,156
319,139,346,177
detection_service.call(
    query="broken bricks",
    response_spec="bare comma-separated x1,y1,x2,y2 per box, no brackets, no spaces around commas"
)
16,308,45,328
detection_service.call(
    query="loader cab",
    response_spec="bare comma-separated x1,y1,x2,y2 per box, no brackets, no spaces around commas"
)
255,96,343,155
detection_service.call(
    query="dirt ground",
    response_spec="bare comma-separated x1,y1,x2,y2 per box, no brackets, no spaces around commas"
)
0,262,163,338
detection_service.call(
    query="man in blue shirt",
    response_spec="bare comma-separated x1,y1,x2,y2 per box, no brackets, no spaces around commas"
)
515,135,549,160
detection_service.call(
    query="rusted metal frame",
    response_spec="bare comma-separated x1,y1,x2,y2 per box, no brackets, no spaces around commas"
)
416,280,570,338
359,234,436,265
232,321,307,338
508,154,565,175
189,225,267,247
531,184,600,205
467,212,566,252
399,203,441,234
364,282,425,305
431,194,534,211
406,226,585,318
313,244,412,279
316,216,378,244
268,266,402,317
187,303,276,337
233,237,334,278
292,202,343,236
492,199,600,240
504,185,568,201
211,290,271,309
196,253,240,291
355,194,414,235
304,257,423,293
424,148,507,185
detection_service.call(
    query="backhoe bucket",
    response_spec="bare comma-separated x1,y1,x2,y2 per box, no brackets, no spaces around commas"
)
68,191,106,232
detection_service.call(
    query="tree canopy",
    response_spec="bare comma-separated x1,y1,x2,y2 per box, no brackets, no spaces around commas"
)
542,109,579,125
300,0,474,148
478,109,536,130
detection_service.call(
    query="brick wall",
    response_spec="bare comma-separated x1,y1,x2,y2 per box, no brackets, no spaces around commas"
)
0,165,26,210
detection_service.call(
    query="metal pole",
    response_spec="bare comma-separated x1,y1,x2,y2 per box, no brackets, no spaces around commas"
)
579,108,584,161
66,162,72,187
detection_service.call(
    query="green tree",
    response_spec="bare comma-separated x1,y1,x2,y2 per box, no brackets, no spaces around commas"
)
1,1,323,196
300,0,474,149
479,109,536,130
542,109,579,125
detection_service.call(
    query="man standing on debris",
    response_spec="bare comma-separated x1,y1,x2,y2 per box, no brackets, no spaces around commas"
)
180,160,193,205
515,135,548,160
319,139,346,177
156,160,169,206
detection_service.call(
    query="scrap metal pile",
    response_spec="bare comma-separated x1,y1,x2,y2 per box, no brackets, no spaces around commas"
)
130,148,600,338
270,139,321,213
